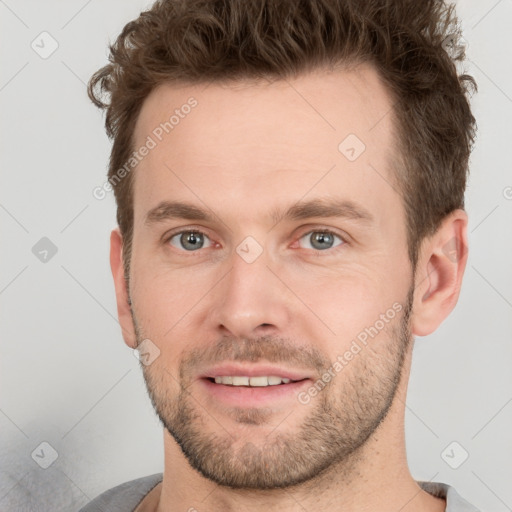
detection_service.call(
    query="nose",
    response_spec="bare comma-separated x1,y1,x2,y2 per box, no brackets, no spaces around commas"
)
209,242,291,339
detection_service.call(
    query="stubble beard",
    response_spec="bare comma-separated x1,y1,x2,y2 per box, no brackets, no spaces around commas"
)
133,286,414,490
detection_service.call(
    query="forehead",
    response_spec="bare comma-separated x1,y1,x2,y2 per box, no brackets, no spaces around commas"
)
131,63,401,228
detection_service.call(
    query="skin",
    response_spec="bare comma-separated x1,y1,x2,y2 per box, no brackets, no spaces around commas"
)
110,63,468,512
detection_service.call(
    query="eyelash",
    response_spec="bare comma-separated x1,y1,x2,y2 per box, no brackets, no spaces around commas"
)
163,227,348,255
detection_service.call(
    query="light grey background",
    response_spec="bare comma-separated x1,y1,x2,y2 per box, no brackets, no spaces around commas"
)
1,0,511,510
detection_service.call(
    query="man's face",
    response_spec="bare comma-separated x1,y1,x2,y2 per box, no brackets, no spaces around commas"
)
126,64,415,489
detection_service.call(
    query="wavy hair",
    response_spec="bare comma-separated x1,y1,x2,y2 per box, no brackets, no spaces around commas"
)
88,0,477,277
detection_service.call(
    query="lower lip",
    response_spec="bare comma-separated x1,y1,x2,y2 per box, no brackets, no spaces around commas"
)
198,378,311,407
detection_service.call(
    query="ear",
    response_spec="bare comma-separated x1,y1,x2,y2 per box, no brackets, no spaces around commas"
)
411,209,468,337
110,227,137,348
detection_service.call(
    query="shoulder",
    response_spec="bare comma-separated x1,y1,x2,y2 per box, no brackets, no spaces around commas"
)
418,481,481,512
78,473,163,512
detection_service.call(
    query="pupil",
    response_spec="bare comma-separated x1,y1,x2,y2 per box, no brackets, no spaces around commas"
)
312,232,332,249
182,232,202,250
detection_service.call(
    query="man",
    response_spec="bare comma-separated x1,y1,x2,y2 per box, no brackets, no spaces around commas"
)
81,0,479,510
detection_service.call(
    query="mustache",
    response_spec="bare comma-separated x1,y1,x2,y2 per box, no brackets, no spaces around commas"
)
179,334,331,379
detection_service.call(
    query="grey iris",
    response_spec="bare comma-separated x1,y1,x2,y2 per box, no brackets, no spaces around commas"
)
310,232,334,250
181,232,204,250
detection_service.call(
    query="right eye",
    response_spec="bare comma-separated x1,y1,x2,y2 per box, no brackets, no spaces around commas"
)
167,230,213,252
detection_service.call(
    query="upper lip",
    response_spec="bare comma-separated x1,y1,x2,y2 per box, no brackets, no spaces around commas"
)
199,363,312,382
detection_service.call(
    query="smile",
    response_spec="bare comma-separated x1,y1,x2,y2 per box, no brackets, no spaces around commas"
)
211,376,302,386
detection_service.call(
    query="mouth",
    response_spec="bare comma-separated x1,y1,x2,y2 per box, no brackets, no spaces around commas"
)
197,364,312,407
205,375,307,387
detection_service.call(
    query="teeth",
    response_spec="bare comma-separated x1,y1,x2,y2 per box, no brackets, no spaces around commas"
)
213,376,295,387
249,376,268,387
214,376,232,384
232,376,249,386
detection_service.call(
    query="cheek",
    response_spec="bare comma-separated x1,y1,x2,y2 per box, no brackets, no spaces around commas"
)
284,263,409,356
142,355,183,401
131,261,213,336
287,259,402,317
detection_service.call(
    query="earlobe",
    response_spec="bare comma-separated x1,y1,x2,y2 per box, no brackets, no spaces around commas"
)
411,210,468,337
110,228,137,348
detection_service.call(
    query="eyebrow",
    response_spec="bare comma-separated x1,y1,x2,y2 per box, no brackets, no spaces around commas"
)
270,197,374,225
144,198,374,227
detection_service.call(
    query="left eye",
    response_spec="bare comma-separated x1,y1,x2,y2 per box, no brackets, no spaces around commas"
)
298,230,344,251
168,230,213,251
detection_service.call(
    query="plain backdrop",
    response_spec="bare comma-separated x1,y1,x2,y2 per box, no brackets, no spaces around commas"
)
0,0,511,510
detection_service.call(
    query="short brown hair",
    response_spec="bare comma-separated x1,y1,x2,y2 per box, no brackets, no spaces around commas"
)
88,0,477,279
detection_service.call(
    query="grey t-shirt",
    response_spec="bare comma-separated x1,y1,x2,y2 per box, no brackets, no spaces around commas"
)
78,474,481,512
